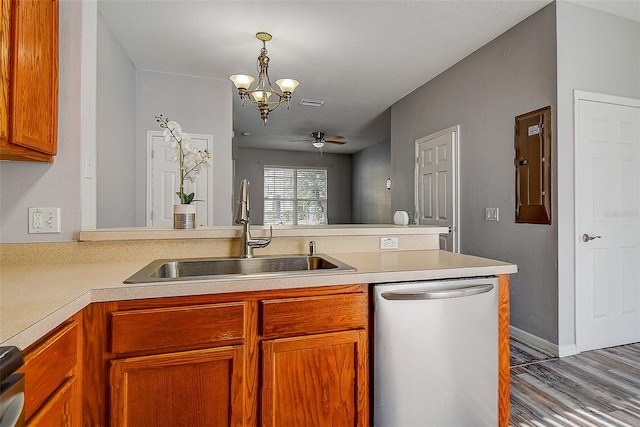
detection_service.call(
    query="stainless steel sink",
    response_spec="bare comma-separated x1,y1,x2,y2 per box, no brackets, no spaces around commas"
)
124,255,355,283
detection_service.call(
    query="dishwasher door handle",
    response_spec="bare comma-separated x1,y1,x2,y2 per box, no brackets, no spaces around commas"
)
381,283,494,301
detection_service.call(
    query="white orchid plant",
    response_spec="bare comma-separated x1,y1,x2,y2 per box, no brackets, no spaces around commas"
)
156,115,212,204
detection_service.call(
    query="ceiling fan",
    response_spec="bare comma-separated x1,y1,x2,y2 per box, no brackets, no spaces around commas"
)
291,131,348,149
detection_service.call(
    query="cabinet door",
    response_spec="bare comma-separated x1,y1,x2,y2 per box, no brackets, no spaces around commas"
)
1,0,9,146
9,0,58,155
19,320,79,423
110,346,245,427
27,377,79,427
261,330,369,427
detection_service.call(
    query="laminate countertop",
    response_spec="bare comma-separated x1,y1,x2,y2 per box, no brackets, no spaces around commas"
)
0,249,516,349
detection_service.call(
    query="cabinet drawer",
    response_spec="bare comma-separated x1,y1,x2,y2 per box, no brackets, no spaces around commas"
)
111,302,245,354
19,320,78,422
261,293,367,338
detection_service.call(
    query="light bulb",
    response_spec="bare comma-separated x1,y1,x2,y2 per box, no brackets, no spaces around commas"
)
251,91,272,102
276,79,300,93
229,74,255,89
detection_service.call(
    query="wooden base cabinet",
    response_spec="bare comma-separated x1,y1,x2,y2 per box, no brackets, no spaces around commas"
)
82,284,369,426
260,291,369,426
18,314,82,426
107,301,248,426
262,330,369,427
27,377,79,427
110,347,245,426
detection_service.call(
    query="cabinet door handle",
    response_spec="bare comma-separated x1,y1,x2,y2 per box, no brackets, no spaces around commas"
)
381,283,494,301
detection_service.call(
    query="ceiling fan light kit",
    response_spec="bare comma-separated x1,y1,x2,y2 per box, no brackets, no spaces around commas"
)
292,131,349,150
229,32,300,125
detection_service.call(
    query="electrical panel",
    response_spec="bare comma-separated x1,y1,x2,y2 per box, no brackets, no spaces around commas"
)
514,106,552,224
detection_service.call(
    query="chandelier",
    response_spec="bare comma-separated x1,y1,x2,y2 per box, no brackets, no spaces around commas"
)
229,32,300,125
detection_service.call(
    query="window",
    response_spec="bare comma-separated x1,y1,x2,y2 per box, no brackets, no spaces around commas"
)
264,167,328,225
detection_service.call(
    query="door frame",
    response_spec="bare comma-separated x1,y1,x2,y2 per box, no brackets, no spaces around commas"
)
414,125,460,252
574,90,640,353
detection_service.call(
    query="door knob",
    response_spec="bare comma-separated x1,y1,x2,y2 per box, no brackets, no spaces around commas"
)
582,234,602,242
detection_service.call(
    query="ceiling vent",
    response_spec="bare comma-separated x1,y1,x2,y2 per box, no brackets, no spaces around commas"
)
299,98,325,107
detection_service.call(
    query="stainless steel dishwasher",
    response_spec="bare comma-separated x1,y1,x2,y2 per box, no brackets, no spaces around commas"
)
373,276,498,426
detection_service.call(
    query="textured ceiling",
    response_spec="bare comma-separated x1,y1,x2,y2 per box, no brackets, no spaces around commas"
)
98,0,636,154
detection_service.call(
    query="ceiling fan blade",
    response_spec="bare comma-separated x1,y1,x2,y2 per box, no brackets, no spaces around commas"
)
289,138,313,143
325,135,347,144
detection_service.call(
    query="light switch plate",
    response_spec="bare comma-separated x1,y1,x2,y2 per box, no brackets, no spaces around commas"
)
485,208,499,222
28,207,61,233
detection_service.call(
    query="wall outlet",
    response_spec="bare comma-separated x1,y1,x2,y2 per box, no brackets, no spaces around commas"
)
380,237,399,249
28,207,61,233
485,208,499,222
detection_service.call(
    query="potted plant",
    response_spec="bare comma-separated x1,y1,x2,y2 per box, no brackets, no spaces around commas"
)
156,115,211,229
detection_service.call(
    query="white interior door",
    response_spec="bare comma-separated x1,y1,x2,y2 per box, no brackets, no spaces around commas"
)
415,126,459,252
146,131,213,227
575,92,640,352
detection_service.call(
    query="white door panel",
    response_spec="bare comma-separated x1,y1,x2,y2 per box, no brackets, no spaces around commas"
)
146,131,214,227
415,127,459,252
576,93,640,352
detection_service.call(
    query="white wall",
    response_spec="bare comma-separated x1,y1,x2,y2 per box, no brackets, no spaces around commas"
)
96,12,136,228
0,0,85,242
0,3,234,239
96,19,233,228
556,0,640,355
391,4,558,342
135,71,233,226
352,139,391,223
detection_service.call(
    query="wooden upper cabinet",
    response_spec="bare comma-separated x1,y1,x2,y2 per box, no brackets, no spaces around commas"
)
0,0,58,162
1,0,10,146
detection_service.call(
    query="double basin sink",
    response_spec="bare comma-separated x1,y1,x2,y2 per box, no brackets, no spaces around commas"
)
125,254,356,284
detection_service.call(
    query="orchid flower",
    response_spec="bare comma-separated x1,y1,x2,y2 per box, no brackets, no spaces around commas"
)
155,114,212,204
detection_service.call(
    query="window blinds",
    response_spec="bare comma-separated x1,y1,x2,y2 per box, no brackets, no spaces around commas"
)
264,167,328,225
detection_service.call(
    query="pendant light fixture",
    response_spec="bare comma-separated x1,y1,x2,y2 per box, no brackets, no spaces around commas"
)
229,32,300,125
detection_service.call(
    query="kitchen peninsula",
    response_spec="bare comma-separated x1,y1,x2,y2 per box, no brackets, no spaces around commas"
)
0,225,516,426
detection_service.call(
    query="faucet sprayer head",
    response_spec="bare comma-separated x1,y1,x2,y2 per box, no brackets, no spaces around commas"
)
234,179,250,224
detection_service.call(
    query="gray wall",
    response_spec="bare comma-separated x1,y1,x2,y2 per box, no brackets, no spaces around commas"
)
0,0,84,242
233,147,353,225
391,4,558,342
556,0,640,354
96,12,136,228
352,138,391,223
135,70,234,226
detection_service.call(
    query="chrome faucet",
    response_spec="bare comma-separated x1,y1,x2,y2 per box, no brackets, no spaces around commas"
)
234,179,272,258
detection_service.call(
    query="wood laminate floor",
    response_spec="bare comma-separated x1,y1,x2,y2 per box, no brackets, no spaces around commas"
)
510,339,640,426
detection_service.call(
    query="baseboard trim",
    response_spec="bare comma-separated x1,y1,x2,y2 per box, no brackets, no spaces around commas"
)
558,344,578,358
510,326,559,357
